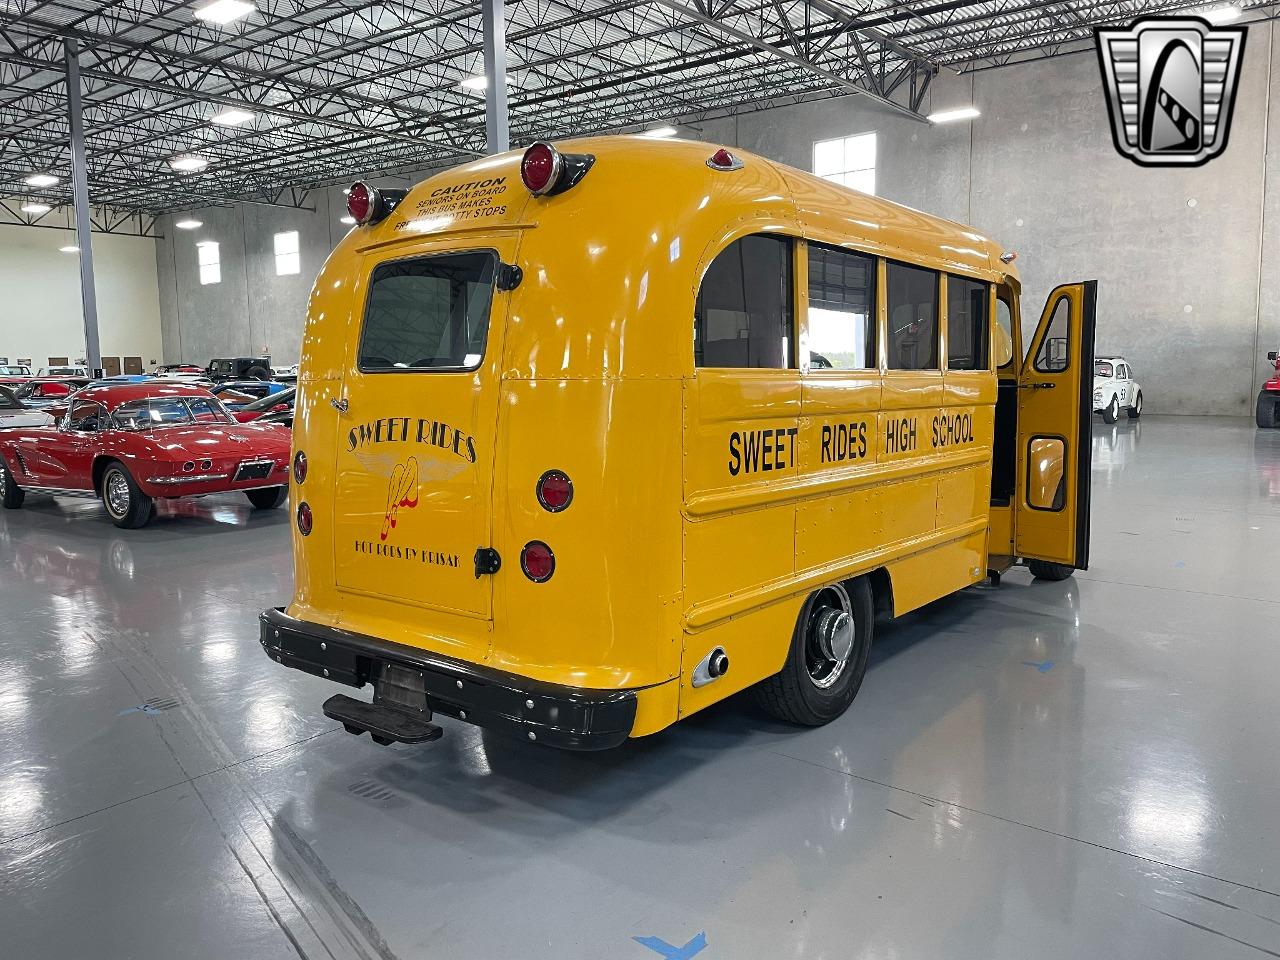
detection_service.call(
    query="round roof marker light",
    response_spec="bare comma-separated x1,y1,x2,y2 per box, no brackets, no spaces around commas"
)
293,450,307,483
706,148,744,172
536,469,573,512
297,501,313,536
347,181,377,225
521,141,562,196
520,540,555,583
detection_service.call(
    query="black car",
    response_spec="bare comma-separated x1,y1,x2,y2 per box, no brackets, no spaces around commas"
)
207,356,272,381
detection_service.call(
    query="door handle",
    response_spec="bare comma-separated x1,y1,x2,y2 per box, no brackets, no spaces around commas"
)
330,397,349,413
1018,382,1056,390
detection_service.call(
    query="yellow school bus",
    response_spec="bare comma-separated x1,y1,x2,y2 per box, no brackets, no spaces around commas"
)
260,136,1095,749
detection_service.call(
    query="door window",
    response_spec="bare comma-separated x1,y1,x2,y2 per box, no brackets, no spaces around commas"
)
67,400,105,432
806,243,875,370
1026,436,1067,511
886,261,939,370
695,234,794,369
359,251,498,372
946,276,990,370
1034,297,1071,372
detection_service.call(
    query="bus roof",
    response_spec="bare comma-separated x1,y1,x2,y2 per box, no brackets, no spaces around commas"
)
366,135,1017,284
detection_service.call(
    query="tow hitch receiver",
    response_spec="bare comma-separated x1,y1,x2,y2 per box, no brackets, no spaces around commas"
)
322,695,444,746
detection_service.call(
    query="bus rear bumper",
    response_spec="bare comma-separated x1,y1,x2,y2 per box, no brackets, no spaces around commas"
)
260,607,638,750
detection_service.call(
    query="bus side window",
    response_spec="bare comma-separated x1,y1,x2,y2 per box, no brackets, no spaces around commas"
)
886,261,939,370
695,234,794,369
806,242,876,370
946,276,990,371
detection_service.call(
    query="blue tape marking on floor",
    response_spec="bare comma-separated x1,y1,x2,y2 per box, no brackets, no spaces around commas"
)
117,704,162,717
1021,659,1055,673
633,932,708,959
1172,560,1186,568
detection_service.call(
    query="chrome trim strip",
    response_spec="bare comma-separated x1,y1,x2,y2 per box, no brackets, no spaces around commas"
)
149,473,229,484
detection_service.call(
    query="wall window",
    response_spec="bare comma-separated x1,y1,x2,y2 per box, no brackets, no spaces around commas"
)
807,243,875,370
946,276,990,370
886,261,939,370
197,241,220,285
695,234,793,369
274,231,300,276
813,132,876,195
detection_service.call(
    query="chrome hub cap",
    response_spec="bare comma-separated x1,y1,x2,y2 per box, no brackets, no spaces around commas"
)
105,472,130,517
805,584,856,689
0,466,6,497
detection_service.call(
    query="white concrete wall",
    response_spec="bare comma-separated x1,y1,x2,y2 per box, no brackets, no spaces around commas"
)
155,28,1280,415
0,223,164,370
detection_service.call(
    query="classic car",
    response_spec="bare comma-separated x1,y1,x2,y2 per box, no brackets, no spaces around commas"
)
0,382,291,528
230,386,295,423
1258,351,1280,428
0,386,54,429
11,377,90,409
0,364,32,385
1093,356,1142,423
37,365,90,378
211,380,291,408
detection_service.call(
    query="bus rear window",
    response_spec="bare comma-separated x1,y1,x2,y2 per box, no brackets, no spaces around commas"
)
359,251,497,372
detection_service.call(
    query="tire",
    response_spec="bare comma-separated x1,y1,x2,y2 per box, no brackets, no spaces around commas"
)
1028,559,1074,581
246,366,270,381
1127,391,1142,419
1258,392,1279,429
1102,396,1119,423
246,486,287,509
0,459,25,509
754,577,874,727
100,461,153,529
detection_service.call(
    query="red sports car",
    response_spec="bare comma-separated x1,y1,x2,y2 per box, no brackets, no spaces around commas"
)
0,382,291,528
1258,350,1280,428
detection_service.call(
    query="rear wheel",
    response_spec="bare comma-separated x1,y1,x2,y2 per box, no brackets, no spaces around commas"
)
1028,559,1074,581
1127,391,1143,419
246,486,287,509
1102,396,1119,423
246,366,270,381
0,460,24,509
1258,392,1279,429
754,578,874,726
101,461,153,529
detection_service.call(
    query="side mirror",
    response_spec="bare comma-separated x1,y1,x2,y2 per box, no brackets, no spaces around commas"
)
1268,351,1278,361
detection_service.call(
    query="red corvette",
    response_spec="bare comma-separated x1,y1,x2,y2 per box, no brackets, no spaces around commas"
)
0,383,291,528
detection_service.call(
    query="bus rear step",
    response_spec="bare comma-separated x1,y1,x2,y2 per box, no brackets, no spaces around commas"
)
323,694,444,746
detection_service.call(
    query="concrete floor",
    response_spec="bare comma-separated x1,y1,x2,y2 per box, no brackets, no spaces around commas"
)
2,415,1279,959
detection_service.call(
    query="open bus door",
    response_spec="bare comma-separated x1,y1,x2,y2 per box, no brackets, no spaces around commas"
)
1015,281,1097,572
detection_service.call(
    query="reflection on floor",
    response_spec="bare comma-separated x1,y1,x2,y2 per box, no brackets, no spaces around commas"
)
2,415,1279,959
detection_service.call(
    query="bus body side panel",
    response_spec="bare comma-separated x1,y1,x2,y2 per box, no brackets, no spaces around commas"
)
490,376,685,692
679,370,802,717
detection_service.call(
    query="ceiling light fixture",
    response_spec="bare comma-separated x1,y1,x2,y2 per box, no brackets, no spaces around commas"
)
642,125,678,138
21,203,51,214
175,219,204,230
927,106,981,123
170,155,210,172
210,108,254,126
460,74,488,90
1203,4,1242,22
24,173,59,188
193,0,255,25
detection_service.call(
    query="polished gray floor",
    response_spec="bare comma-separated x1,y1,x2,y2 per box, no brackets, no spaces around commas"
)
2,416,1279,959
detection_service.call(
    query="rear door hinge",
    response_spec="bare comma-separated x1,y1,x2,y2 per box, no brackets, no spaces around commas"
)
496,262,523,291
474,547,502,578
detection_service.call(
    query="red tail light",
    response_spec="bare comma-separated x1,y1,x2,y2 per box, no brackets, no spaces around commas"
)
347,182,375,224
297,501,313,535
520,541,555,582
293,450,307,483
536,469,572,512
707,148,743,171
521,142,561,195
